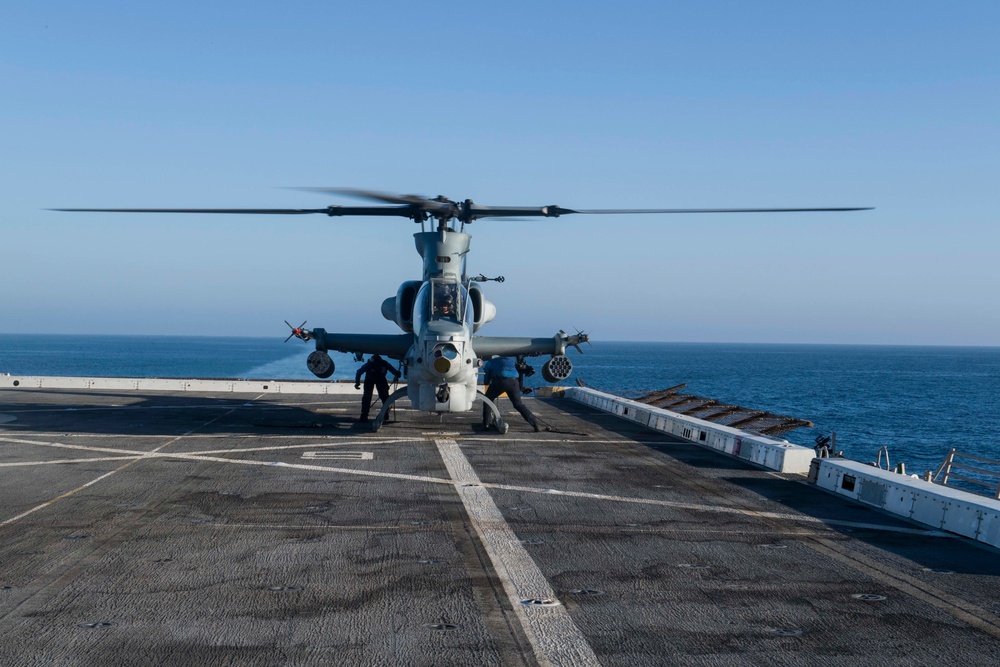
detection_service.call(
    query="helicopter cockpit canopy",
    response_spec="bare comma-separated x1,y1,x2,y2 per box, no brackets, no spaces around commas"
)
414,278,469,330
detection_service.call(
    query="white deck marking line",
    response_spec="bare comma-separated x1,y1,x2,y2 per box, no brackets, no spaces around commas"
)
0,436,420,458
0,457,138,467
3,431,643,446
0,435,444,483
0,404,288,414
435,439,600,667
0,432,425,444
178,442,369,455
0,399,254,526
301,451,373,460
136,451,454,485
1,466,139,527
193,523,448,530
0,436,944,538
456,438,684,445
0,436,150,457
481,482,953,537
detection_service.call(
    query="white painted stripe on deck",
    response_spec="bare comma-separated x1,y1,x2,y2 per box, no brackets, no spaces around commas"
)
435,439,600,667
0,436,943,538
301,451,373,460
0,456,138,467
0,399,255,526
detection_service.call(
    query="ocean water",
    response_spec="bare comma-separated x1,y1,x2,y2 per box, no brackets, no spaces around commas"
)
2,335,999,476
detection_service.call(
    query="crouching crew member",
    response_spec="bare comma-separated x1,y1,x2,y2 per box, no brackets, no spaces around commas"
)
355,354,400,422
482,355,540,432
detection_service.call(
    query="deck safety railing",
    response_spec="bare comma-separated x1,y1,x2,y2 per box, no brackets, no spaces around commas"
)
932,448,1000,499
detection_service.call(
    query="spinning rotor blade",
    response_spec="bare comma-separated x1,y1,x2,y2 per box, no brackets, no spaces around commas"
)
290,188,455,215
52,189,873,224
50,206,422,218
290,187,431,206
51,208,332,214
465,205,873,219
565,207,874,214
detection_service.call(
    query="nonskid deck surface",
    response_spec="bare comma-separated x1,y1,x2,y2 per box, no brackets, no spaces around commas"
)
2,388,1000,666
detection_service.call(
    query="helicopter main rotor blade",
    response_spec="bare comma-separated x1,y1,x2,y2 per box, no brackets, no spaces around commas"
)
467,206,874,219
51,189,874,224
289,187,432,206
50,206,423,218
51,208,332,214
289,188,456,216
461,204,874,220
286,187,876,215
564,207,875,214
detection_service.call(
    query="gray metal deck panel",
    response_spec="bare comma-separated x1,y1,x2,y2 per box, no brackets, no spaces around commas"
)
2,388,1000,666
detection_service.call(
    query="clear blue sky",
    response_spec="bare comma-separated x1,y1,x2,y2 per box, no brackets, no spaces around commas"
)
2,2,998,344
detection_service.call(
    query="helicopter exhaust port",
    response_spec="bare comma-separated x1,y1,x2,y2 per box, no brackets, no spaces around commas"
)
541,355,572,383
307,351,335,379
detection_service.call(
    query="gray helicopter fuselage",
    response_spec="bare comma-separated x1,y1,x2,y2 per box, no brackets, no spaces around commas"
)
401,229,480,412
309,224,582,416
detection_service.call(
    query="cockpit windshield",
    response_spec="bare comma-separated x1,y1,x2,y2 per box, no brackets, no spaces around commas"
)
414,278,468,327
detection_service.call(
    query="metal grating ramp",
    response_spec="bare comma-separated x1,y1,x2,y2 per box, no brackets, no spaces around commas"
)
635,383,813,437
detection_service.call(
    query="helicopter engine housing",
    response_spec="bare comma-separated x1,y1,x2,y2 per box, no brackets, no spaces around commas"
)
468,285,496,334
381,280,422,332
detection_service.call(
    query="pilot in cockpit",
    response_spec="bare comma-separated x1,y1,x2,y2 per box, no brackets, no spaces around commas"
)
433,284,458,321
435,294,455,320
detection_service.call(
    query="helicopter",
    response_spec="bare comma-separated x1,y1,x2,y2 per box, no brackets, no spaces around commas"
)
55,188,871,434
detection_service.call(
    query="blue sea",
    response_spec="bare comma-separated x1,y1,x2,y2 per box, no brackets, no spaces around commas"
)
2,335,999,476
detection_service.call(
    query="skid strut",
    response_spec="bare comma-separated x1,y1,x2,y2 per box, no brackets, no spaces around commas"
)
477,391,509,435
372,388,409,432
371,388,508,435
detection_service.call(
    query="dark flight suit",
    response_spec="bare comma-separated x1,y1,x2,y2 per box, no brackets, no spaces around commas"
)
482,356,539,431
355,355,400,421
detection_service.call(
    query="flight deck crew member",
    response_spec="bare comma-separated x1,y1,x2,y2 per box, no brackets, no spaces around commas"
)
482,356,540,432
355,354,400,422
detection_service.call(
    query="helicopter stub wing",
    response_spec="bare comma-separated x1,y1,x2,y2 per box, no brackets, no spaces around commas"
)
309,330,413,360
472,332,588,359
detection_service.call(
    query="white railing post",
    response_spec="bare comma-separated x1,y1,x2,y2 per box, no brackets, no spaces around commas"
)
940,449,956,486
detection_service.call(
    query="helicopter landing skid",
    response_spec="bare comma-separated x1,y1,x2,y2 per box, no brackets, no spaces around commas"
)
477,392,509,435
372,388,409,432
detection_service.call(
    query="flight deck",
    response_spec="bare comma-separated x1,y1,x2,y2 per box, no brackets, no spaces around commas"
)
2,386,1000,666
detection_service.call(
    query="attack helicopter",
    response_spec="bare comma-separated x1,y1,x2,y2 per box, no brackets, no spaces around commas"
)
55,188,871,433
